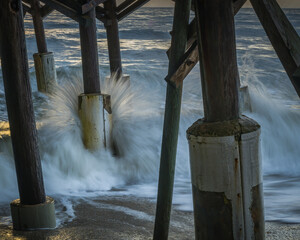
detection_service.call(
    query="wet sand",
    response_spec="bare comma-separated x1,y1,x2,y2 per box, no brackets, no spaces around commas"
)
0,195,299,240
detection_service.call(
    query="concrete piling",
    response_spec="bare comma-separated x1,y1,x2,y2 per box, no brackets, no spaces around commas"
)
78,93,111,151
33,52,57,94
10,196,56,230
187,117,264,239
187,120,244,240
239,118,265,239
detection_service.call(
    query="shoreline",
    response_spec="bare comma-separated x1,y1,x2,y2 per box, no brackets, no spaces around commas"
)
0,195,299,239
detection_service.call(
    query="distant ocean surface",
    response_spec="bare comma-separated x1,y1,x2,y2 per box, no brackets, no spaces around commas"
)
0,8,300,224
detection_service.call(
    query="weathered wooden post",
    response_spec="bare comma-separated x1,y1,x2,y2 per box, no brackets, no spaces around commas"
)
0,0,55,230
103,0,129,155
186,0,265,239
78,0,111,151
153,0,191,239
104,0,123,79
31,0,57,94
250,0,300,96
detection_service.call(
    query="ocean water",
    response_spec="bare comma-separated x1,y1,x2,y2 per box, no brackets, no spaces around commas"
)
0,8,300,225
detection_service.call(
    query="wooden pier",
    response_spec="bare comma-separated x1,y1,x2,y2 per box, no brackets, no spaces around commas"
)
0,0,300,238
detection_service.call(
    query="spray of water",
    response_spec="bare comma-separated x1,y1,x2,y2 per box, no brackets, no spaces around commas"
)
0,53,300,222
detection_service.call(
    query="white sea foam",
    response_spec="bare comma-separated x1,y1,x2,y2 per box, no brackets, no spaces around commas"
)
0,8,300,224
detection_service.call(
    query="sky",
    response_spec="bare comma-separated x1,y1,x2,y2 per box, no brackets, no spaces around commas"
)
144,0,300,8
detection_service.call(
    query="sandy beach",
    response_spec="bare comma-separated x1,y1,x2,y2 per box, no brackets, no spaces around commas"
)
0,196,299,240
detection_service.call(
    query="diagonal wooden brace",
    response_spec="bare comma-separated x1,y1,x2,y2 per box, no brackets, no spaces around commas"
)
250,0,300,96
165,0,248,87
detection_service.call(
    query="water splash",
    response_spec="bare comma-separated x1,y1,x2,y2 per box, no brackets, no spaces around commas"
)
0,8,300,224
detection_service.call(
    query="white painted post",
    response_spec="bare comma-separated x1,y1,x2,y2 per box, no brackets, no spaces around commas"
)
240,125,265,239
186,116,264,240
33,52,57,94
187,120,245,240
78,93,111,151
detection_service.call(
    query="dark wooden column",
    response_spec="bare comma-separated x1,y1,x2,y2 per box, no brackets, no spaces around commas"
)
104,0,122,79
153,0,191,239
250,0,300,96
79,0,101,94
30,0,48,53
195,0,240,122
0,0,46,205
191,0,242,239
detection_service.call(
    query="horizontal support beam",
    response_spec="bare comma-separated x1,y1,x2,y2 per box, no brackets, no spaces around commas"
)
95,6,107,23
117,0,150,21
39,0,91,26
22,0,31,5
22,3,32,15
40,4,54,18
59,0,82,13
96,5,105,14
233,0,247,14
250,0,300,96
116,0,135,13
184,0,247,12
82,0,108,14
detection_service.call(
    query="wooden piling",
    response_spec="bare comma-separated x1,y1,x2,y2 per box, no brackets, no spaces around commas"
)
78,0,109,151
0,0,46,205
153,0,191,239
79,0,101,94
195,0,240,122
30,0,48,53
30,0,57,94
189,0,265,239
104,0,122,79
250,0,300,97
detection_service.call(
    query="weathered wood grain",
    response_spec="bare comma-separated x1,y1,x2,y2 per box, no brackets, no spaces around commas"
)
153,1,191,239
104,0,122,78
166,0,246,87
0,0,46,205
30,0,48,53
195,0,240,122
79,1,101,93
250,0,300,97
82,0,108,14
117,0,150,21
39,0,91,26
